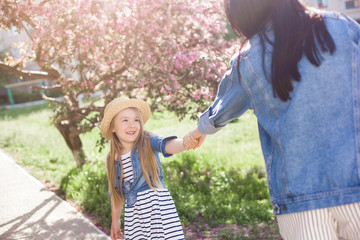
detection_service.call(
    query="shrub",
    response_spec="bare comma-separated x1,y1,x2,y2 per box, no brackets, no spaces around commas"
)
59,152,273,234
162,152,273,227
60,160,113,232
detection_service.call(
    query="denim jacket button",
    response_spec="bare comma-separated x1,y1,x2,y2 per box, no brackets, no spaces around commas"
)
273,204,281,215
282,205,286,211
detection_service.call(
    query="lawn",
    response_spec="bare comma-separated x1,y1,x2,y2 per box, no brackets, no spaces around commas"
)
0,104,282,239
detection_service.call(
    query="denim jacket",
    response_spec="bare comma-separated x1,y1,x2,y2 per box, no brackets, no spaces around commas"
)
198,13,360,215
114,133,177,207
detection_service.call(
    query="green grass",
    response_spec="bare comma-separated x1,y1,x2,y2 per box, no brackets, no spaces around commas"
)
147,110,263,170
0,104,263,178
0,104,75,184
0,104,280,239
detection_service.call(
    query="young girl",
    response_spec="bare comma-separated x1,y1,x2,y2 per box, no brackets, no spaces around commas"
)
100,97,196,240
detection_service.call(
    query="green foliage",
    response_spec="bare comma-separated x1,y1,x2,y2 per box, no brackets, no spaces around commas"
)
57,152,273,235
0,104,77,183
0,105,279,237
163,152,272,227
60,161,113,231
224,21,237,42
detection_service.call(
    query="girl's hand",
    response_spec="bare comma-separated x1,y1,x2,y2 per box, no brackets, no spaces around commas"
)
110,219,123,240
185,128,206,149
183,135,199,150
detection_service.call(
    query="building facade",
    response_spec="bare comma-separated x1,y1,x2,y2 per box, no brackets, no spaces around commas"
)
302,0,360,21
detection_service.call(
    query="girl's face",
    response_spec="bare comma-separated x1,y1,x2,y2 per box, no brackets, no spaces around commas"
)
112,108,141,148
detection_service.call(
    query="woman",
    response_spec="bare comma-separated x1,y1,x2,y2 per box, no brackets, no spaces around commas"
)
185,0,360,239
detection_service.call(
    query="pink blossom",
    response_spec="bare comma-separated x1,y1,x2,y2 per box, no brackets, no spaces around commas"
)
1,0,235,121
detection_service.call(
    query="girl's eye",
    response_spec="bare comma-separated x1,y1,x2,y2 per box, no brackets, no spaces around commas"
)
135,119,139,122
122,119,128,122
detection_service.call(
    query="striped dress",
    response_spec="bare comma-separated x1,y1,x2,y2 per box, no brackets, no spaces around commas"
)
121,152,185,240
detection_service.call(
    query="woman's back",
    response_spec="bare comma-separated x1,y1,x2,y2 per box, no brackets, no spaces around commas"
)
234,12,360,212
192,1,360,236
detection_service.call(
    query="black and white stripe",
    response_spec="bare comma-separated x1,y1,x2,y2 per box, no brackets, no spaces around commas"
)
120,153,184,240
124,189,185,240
121,152,133,183
277,202,360,240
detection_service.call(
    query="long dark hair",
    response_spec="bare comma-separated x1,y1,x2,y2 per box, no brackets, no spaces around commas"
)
224,0,336,101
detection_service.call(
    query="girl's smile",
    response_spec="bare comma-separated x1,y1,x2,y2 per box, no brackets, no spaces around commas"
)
112,108,141,151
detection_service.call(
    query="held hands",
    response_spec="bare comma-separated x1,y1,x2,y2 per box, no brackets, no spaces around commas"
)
183,128,206,150
183,135,199,150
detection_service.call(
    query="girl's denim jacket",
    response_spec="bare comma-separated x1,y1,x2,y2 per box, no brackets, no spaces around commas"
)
114,134,176,207
198,13,360,215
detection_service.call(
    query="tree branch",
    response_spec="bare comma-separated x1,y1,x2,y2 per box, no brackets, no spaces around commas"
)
40,93,62,103
75,105,103,116
89,96,103,107
39,0,52,6
33,84,62,90
0,61,60,80
101,65,128,80
18,11,36,29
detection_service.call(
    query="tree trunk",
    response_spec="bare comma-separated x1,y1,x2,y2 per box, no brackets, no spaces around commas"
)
54,122,86,167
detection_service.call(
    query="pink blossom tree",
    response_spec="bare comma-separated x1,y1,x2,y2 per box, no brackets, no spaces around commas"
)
0,0,236,166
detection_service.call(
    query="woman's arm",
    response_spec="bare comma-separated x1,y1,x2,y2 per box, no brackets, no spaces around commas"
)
197,54,251,136
184,54,251,149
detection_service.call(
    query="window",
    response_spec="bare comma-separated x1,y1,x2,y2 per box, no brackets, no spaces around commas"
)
317,0,328,8
346,0,360,9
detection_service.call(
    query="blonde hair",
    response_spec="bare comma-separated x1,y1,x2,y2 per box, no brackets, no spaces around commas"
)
106,108,162,207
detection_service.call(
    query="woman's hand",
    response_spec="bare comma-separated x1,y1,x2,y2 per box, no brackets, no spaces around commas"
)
110,218,123,240
183,135,199,150
184,128,206,149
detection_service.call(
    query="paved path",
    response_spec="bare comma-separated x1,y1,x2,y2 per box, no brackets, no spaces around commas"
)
0,149,111,240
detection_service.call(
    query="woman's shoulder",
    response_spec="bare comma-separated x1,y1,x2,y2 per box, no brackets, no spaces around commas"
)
322,11,360,43
229,44,250,67
322,11,359,28
322,11,350,21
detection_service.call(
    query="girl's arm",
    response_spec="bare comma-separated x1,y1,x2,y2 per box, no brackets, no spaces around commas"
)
110,199,124,240
165,137,198,155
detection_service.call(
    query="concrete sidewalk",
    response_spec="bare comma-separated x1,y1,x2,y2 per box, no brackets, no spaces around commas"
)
0,149,111,240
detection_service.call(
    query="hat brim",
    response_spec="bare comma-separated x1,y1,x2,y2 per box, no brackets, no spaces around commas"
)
100,98,151,140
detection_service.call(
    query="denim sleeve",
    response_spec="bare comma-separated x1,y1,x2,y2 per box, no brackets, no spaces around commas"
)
198,54,251,135
150,134,178,158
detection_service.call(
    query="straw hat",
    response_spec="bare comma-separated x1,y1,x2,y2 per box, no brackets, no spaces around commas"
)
100,97,151,140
